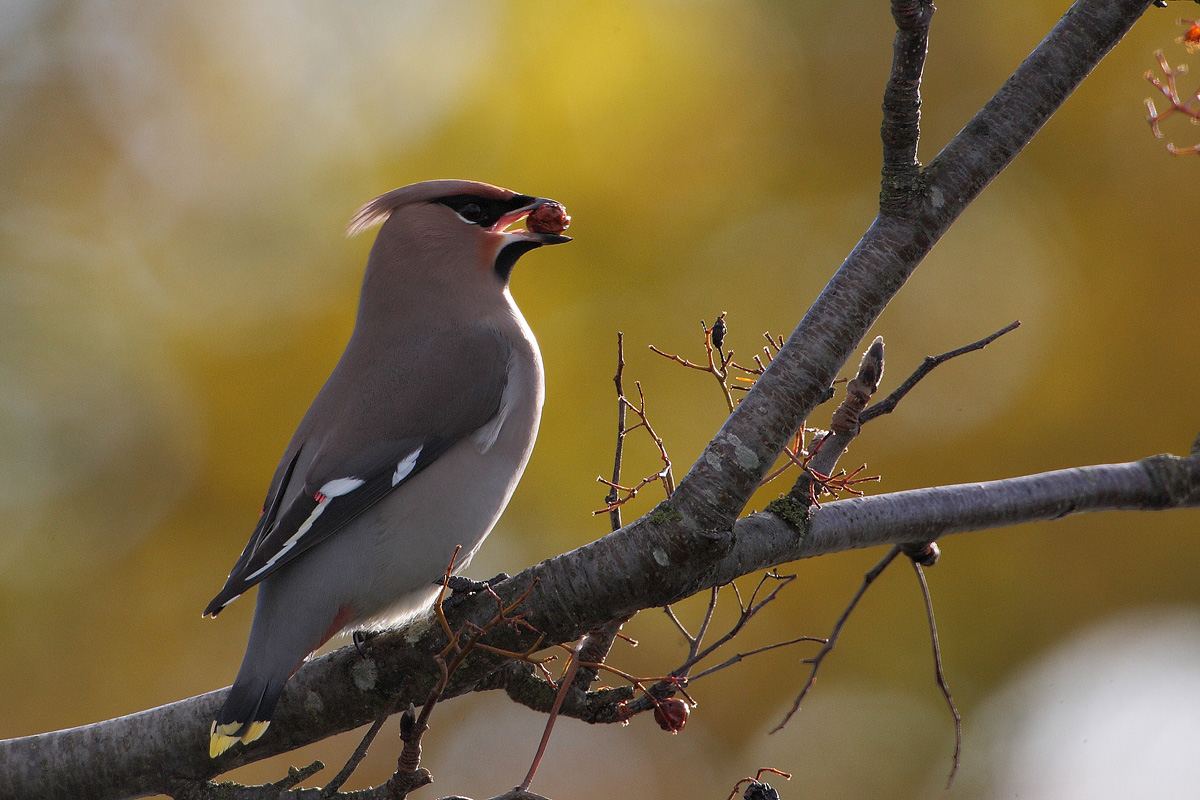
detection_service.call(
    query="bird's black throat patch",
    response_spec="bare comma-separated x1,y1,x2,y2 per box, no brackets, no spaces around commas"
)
494,240,542,281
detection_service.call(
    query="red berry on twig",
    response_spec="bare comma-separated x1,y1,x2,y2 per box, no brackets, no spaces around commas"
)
653,698,690,733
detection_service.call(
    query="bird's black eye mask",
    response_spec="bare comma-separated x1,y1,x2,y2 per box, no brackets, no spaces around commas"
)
434,194,536,229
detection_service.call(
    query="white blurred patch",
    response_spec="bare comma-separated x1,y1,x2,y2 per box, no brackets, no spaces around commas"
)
61,1,496,199
36,1,498,340
923,607,1200,799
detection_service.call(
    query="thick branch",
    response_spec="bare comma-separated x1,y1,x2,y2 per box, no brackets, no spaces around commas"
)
4,449,1197,800
726,451,1200,577
0,2,1163,798
662,0,1154,543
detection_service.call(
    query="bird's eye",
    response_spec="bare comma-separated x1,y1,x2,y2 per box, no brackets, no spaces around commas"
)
459,203,483,223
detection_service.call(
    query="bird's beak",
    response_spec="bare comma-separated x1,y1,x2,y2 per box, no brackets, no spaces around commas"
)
489,199,572,246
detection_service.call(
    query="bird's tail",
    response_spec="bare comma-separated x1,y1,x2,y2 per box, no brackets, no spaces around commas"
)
210,674,287,758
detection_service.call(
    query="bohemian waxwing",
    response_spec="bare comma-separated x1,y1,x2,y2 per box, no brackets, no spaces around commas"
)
204,180,570,758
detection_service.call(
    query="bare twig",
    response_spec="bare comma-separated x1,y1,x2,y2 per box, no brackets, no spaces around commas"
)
319,704,394,798
568,616,634,696
677,573,797,679
771,547,902,733
860,321,1020,424
1145,41,1200,155
911,559,962,789
691,587,721,660
663,605,693,641
650,312,737,412
383,555,548,799
789,338,886,506
278,763,326,791
519,639,586,793
624,574,808,719
790,322,1018,508
593,381,674,514
689,636,826,682
607,333,628,531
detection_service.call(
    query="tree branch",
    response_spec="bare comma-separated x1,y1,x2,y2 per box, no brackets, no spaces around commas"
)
0,1,1168,798
5,446,1197,800
880,0,933,215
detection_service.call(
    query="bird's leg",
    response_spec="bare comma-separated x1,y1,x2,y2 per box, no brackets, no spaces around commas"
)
437,572,511,614
352,630,376,655
440,572,510,595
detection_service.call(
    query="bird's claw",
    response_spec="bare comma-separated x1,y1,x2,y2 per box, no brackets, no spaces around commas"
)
352,629,376,656
437,572,510,613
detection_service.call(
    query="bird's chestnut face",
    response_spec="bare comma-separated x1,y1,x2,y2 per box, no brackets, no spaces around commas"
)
432,192,571,282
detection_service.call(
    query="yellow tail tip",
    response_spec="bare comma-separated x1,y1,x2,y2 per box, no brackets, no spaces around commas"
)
240,720,271,745
209,726,240,759
209,719,271,758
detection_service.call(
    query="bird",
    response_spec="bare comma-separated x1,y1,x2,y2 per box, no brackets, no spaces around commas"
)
203,179,570,758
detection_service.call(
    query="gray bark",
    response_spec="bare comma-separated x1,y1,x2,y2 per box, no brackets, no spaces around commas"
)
0,1,1179,799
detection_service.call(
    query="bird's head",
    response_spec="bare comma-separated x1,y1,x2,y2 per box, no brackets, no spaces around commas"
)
348,180,571,287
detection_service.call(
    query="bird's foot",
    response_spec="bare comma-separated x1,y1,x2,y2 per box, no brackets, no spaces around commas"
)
437,572,510,613
352,629,377,656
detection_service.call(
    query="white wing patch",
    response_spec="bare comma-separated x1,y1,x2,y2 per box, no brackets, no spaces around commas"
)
244,477,364,581
319,477,366,497
393,448,422,486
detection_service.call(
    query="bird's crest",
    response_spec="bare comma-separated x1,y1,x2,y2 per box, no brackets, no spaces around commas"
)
346,180,516,237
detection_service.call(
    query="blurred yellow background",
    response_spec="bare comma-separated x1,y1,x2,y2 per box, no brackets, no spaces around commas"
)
1,2,1198,798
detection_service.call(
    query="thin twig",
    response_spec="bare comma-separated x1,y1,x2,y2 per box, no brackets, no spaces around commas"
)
771,547,902,733
593,380,674,513
691,587,721,659
607,332,627,531
911,558,962,789
319,703,395,797
663,605,692,640
519,639,586,793
678,574,795,678
1145,45,1200,156
569,616,634,695
621,574,802,719
650,313,736,412
690,636,826,682
860,321,1020,424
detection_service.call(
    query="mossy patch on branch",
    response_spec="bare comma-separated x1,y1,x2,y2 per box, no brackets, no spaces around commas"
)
648,502,683,525
765,495,811,535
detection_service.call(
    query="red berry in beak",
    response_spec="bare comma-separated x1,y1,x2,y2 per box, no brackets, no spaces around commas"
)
527,201,570,235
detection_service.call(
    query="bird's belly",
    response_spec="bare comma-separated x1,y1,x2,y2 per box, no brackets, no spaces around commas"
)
339,410,538,631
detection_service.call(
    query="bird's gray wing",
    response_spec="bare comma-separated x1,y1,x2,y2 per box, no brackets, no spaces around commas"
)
204,325,510,616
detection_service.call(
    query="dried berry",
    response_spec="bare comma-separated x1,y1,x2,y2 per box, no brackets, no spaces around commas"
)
904,542,940,567
711,315,727,351
744,782,781,800
527,201,570,235
653,698,690,733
